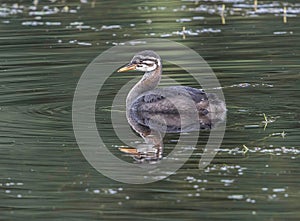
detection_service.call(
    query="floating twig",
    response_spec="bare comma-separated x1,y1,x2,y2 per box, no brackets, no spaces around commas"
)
242,144,249,155
254,0,257,12
283,6,287,23
221,4,226,25
262,113,276,130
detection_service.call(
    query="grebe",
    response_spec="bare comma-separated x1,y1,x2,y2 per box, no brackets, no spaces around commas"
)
117,50,226,160
118,50,226,116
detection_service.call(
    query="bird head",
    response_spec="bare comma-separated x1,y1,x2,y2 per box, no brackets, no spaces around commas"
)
118,50,161,73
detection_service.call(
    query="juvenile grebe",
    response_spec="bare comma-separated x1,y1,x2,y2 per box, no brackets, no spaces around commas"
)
118,50,226,115
117,50,226,160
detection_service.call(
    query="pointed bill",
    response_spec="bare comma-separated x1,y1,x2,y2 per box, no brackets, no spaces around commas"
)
117,64,137,72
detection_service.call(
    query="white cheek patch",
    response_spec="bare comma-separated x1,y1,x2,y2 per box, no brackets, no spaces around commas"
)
137,63,157,72
143,60,155,65
134,55,161,72
156,59,161,67
147,63,157,71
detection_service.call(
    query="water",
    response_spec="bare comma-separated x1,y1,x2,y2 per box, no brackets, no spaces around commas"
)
0,0,299,220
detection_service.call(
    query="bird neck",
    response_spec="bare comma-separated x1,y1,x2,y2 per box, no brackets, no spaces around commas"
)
126,66,162,109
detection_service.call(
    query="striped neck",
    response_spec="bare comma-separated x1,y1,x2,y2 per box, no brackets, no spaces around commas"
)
126,65,162,109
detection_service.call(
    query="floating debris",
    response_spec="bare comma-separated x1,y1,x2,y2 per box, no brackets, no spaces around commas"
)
22,21,44,26
197,28,221,33
261,113,277,130
100,25,121,30
77,41,92,46
173,28,199,37
69,40,92,46
273,188,286,193
160,33,173,38
246,198,256,203
29,7,59,16
45,22,61,26
226,83,274,88
129,40,147,45
62,5,69,13
273,31,293,35
221,179,235,186
271,131,287,138
108,189,118,194
220,4,226,25
228,194,244,200
176,18,192,23
70,21,84,26
242,144,249,155
192,16,205,20
189,5,217,14
283,6,287,23
185,176,197,182
93,189,100,194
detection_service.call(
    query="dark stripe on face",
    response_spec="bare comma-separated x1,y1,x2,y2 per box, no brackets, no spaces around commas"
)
132,55,160,66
